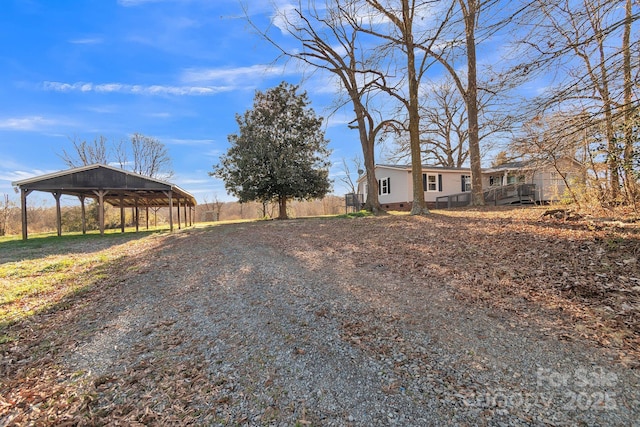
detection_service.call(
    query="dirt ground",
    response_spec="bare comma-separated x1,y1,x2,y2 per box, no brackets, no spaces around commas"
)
1,207,639,425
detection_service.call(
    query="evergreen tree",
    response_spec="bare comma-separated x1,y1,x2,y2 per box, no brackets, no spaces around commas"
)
212,82,332,219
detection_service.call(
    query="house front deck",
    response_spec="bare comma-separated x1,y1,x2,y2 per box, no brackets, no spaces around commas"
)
435,183,537,208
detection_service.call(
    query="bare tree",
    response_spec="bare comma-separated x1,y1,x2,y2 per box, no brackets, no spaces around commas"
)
339,157,363,195
357,0,456,214
510,112,584,205
389,78,469,167
398,0,485,205
119,133,174,179
0,194,13,236
59,135,110,167
338,157,365,210
491,150,510,167
514,0,639,203
202,193,224,221
60,133,173,179
621,0,638,201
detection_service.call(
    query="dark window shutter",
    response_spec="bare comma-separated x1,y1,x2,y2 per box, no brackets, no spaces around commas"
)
438,174,443,192
461,175,466,192
387,177,391,194
422,173,427,191
378,179,381,195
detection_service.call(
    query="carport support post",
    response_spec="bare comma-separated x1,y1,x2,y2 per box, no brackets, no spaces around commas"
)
145,206,149,230
78,195,86,234
183,202,187,228
164,191,174,232
120,196,125,233
20,188,33,240
177,198,181,230
53,191,62,237
135,197,139,232
93,190,108,236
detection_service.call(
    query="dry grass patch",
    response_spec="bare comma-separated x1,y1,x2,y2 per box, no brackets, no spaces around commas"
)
0,232,167,338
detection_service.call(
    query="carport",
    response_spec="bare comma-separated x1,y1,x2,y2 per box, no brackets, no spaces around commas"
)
12,164,197,240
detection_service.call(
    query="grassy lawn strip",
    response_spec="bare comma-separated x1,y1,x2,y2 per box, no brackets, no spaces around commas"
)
0,254,111,327
0,232,164,342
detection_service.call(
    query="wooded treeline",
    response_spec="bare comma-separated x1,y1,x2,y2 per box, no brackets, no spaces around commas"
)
255,0,638,212
0,195,345,237
0,196,345,237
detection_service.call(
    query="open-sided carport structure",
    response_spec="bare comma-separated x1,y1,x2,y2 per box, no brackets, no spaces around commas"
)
12,164,197,240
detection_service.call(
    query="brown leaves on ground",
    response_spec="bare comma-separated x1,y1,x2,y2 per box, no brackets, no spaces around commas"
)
273,207,640,361
1,206,639,425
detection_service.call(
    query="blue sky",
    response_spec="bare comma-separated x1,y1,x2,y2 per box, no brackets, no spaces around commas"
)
0,0,368,204
2,0,600,206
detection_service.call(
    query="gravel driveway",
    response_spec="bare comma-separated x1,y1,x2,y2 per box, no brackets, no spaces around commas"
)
3,214,640,425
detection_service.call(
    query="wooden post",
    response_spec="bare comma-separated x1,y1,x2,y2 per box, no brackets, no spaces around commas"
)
93,190,108,236
53,192,62,237
177,198,181,230
183,202,187,228
164,191,174,232
146,206,149,229
135,197,139,232
79,195,86,234
20,188,32,240
120,196,125,233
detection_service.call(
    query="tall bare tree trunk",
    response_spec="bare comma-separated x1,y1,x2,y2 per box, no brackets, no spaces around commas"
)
599,59,619,201
404,0,429,215
622,0,636,204
353,97,384,214
461,0,484,206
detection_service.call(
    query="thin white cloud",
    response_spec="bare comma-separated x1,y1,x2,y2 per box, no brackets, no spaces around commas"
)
147,112,172,118
43,81,233,96
164,138,215,145
69,37,103,45
1,169,57,184
271,3,301,34
117,0,168,6
179,177,210,185
85,105,117,114
324,112,354,129
181,64,290,85
0,116,61,131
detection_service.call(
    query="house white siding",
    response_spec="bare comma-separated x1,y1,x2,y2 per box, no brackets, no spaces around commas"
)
376,168,412,204
356,158,583,210
423,170,470,202
357,165,471,208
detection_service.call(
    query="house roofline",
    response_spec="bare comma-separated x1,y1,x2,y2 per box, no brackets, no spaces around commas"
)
357,157,583,185
483,157,583,173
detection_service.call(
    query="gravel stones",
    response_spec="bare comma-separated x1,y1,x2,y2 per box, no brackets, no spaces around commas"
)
2,214,640,425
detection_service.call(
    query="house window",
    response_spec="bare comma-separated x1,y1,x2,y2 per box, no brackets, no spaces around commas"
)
489,175,502,186
378,177,391,195
550,172,562,185
422,173,438,191
462,175,471,192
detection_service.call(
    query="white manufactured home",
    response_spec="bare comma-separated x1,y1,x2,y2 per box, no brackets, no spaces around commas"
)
356,159,583,210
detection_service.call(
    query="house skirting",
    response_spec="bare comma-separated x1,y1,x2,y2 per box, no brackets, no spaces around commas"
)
379,201,440,211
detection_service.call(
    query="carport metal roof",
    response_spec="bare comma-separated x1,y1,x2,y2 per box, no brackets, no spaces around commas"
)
12,163,197,239
12,163,196,207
